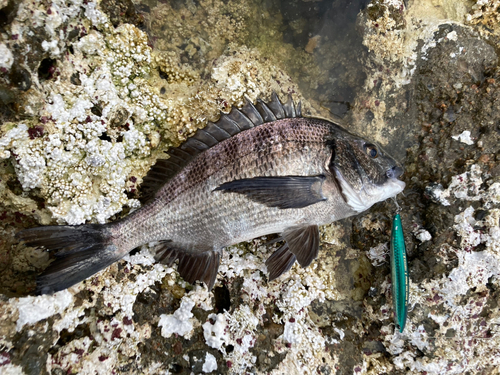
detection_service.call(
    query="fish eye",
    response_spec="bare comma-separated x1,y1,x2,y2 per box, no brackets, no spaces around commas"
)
364,144,378,158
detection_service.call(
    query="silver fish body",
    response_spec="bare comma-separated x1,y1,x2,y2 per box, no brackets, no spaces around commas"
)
17,94,405,294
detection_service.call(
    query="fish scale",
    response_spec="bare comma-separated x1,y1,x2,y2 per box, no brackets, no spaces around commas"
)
115,120,333,252
16,94,405,294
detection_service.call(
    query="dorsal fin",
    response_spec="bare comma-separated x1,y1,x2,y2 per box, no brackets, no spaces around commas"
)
267,92,285,119
140,93,302,202
255,99,277,122
240,96,264,125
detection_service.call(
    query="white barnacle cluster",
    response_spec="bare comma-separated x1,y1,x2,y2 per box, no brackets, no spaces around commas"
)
159,297,196,338
38,87,136,224
15,289,74,331
0,124,27,159
363,0,408,64
0,42,14,70
106,25,167,126
204,302,260,369
83,0,107,27
271,274,330,371
17,0,94,58
158,285,212,340
466,0,500,29
0,5,184,224
0,124,46,189
202,243,339,373
154,52,199,84
107,25,152,79
24,248,170,373
432,164,495,205
211,47,266,105
0,11,176,225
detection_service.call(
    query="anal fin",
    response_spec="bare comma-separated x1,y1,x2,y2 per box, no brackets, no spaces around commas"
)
154,243,221,290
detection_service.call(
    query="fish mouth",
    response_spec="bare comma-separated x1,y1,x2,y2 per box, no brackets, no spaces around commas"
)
389,177,406,190
385,165,406,194
333,168,405,213
385,177,406,197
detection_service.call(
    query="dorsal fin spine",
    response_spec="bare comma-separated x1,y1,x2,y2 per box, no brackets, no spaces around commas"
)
195,129,218,147
256,100,277,122
205,122,231,141
217,114,241,135
283,95,296,118
268,92,285,119
241,96,264,125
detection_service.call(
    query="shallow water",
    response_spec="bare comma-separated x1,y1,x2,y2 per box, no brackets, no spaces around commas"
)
138,0,369,117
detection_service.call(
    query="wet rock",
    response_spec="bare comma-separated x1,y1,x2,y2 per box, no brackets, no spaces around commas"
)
0,0,19,28
410,24,499,183
37,58,57,81
0,1,500,374
100,0,145,28
0,82,14,105
9,65,31,91
11,324,56,375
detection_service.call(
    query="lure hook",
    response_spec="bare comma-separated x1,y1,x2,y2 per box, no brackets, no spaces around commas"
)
392,197,402,215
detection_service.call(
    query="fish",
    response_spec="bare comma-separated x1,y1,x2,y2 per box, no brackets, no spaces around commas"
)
16,93,405,294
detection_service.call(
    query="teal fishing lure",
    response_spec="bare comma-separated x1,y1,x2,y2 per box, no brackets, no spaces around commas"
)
390,212,409,332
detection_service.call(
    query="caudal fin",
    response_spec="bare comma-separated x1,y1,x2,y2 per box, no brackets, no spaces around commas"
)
16,224,121,295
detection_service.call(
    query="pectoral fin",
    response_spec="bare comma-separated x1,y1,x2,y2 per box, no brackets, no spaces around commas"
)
214,175,326,209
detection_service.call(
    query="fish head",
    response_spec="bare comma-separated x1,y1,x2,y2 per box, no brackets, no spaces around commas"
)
327,129,406,212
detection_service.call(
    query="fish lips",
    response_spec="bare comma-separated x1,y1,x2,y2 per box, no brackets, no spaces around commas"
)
384,177,406,195
333,166,406,212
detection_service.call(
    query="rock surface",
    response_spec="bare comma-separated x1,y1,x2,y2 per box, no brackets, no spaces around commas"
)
0,0,499,374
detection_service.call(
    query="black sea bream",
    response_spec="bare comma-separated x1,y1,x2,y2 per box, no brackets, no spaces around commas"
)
17,94,405,294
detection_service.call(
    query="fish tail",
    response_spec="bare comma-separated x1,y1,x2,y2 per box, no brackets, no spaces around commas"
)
16,224,122,295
